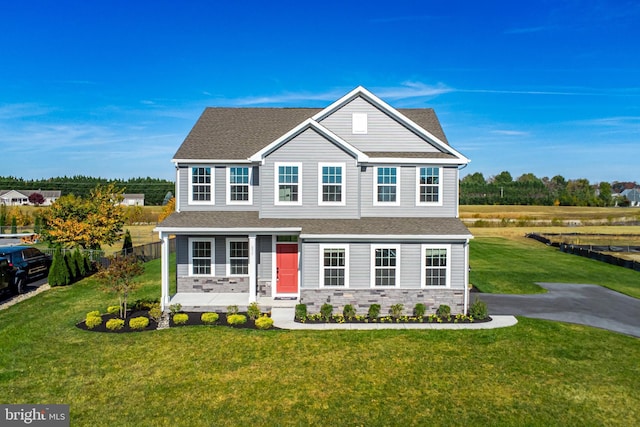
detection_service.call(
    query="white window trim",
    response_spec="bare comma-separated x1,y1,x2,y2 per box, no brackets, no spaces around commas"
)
373,166,400,206
370,245,400,288
226,166,253,205
274,162,302,206
421,244,451,288
318,162,346,206
352,112,368,134
319,244,349,288
226,238,250,277
188,237,215,277
188,166,215,205
416,166,443,206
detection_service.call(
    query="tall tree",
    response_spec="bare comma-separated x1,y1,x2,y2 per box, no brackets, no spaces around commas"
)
43,183,126,249
598,182,613,207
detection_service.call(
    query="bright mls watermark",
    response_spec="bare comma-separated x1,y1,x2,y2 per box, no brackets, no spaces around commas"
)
1,405,69,426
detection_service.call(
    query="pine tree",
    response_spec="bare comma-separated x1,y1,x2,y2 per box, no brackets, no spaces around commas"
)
121,229,133,256
73,247,86,278
10,216,17,234
48,247,70,287
65,251,78,282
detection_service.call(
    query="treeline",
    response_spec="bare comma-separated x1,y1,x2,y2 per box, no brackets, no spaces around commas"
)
0,176,174,206
460,171,619,206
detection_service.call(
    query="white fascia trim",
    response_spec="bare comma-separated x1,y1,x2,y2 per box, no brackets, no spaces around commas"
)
299,234,473,241
173,159,253,164
363,157,467,165
312,86,470,164
249,119,369,163
155,227,302,235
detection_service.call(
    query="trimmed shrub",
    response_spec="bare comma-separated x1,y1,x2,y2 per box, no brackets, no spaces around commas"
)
343,304,356,320
389,303,404,319
106,318,125,331
149,307,162,322
48,247,70,287
469,298,488,320
201,312,219,325
437,304,451,319
295,304,307,321
107,306,120,315
86,310,100,318
320,303,333,322
413,303,427,317
169,303,182,315
227,305,239,315
227,314,247,325
129,316,149,330
247,302,261,320
173,313,189,325
85,315,102,330
367,304,381,319
255,315,274,330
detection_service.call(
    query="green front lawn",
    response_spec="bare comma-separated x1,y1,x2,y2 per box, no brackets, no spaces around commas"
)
1,250,639,426
470,236,640,297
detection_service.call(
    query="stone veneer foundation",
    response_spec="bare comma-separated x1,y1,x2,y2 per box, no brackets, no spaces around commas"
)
300,289,465,315
178,276,249,293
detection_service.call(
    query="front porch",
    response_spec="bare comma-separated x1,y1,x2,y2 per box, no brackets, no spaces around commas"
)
168,292,299,312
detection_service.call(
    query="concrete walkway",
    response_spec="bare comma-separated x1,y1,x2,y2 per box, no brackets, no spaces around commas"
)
271,307,517,331
473,283,640,338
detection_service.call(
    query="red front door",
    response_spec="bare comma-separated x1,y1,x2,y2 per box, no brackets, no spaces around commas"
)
276,243,298,294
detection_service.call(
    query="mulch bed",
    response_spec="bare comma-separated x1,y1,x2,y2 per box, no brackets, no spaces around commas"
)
76,311,275,333
296,316,493,324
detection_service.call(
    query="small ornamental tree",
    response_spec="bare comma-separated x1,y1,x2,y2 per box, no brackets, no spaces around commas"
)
65,251,78,282
96,255,144,319
0,205,6,233
158,197,175,223
28,192,45,206
121,229,133,256
48,247,70,287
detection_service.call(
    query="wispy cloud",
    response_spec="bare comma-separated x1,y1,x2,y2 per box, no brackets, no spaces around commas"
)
0,103,53,120
490,130,530,136
572,116,640,127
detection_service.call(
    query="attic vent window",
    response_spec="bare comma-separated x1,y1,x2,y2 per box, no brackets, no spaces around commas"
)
352,113,368,134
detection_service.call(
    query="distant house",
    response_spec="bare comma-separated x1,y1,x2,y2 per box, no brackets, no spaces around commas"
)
621,188,640,207
121,194,145,206
0,190,61,206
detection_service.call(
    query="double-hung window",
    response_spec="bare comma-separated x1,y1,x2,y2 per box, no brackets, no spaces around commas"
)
374,167,399,205
227,238,249,276
422,245,450,287
190,166,213,204
320,245,348,287
318,163,345,205
417,167,441,205
371,246,399,287
189,238,214,276
227,166,252,204
275,162,301,205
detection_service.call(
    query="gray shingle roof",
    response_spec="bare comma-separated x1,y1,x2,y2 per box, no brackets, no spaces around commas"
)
173,107,449,161
157,211,472,238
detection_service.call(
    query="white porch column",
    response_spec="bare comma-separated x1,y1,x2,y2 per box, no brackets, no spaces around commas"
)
463,239,470,315
160,233,170,311
248,234,257,303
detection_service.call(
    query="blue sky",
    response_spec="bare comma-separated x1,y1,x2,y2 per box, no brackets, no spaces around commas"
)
1,0,638,183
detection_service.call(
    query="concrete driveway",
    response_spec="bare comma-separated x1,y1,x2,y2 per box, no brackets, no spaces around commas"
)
473,283,640,338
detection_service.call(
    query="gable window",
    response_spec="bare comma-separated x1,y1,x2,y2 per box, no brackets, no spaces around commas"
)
227,238,249,276
371,246,399,287
318,163,345,205
275,162,301,205
189,238,214,276
422,245,450,287
417,167,441,205
227,166,252,204
320,245,348,287
374,167,399,205
189,166,213,204
352,113,368,134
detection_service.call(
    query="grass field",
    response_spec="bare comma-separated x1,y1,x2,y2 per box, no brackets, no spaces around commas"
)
460,205,640,221
0,258,638,426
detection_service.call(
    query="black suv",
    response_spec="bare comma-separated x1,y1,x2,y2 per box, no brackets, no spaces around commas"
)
0,257,15,294
0,246,52,294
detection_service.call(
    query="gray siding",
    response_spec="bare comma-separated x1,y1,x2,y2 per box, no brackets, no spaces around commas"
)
318,97,440,153
301,240,467,290
257,235,272,278
260,127,360,219
360,165,458,217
